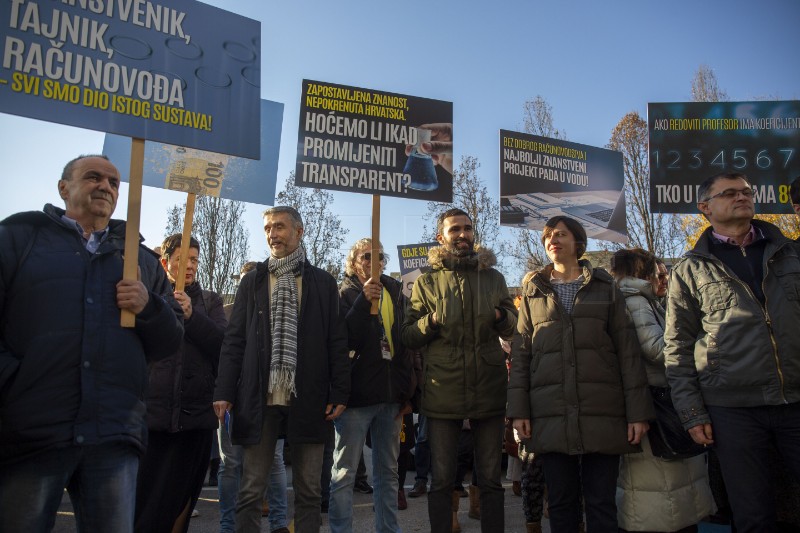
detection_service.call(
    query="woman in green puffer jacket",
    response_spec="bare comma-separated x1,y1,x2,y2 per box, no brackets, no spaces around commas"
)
508,216,653,533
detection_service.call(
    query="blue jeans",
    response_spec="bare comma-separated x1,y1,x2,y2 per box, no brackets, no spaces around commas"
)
218,422,289,533
328,403,402,533
238,406,324,533
217,422,243,533
428,415,505,533
541,452,619,532
0,442,138,533
708,402,800,533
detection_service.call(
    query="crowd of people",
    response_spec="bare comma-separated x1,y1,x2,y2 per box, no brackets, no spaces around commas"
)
1,156,800,533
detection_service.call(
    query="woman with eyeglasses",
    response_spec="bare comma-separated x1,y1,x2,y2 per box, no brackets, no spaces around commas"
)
327,238,419,533
508,216,654,532
611,248,716,533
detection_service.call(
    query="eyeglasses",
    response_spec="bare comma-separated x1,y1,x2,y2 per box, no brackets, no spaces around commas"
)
360,252,385,261
657,274,668,280
702,187,754,202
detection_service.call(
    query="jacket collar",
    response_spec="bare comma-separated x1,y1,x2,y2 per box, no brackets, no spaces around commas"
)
428,245,497,272
689,219,788,258
537,259,601,284
529,259,613,295
256,257,308,282
43,203,137,252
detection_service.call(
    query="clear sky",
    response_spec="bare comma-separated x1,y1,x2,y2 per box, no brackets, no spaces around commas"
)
1,0,798,283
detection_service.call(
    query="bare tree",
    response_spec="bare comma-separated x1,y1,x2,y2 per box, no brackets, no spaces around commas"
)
522,95,567,140
422,155,499,250
608,111,683,258
678,65,731,244
502,230,549,274
685,65,796,242
276,173,349,279
501,96,566,274
686,67,797,246
165,196,251,300
691,65,729,102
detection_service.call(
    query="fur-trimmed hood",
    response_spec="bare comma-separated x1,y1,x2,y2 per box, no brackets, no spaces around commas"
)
428,245,497,271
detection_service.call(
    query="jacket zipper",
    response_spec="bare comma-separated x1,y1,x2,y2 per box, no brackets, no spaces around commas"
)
728,273,785,403
535,269,587,452
761,249,787,403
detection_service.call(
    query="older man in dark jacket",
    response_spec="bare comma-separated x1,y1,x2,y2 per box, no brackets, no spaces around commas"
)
402,208,517,533
0,155,184,533
214,206,349,533
666,172,800,532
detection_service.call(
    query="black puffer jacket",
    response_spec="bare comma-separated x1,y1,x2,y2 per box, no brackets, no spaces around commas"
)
339,274,418,409
0,205,184,465
214,259,349,444
145,282,226,432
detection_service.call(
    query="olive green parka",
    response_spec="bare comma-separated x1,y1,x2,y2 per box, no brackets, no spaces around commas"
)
401,246,517,419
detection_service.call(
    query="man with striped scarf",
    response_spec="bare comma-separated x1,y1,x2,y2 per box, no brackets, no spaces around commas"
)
214,206,350,533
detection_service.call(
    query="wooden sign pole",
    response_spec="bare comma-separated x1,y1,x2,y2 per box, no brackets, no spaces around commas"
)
370,194,381,315
174,193,196,293
121,138,145,327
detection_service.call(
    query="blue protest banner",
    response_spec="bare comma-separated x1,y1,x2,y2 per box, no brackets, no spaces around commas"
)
103,100,283,206
1,0,261,158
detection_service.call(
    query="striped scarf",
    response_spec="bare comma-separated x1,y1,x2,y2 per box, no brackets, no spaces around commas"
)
267,246,305,397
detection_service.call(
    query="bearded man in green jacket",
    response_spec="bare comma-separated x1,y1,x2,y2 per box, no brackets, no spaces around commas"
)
402,208,517,533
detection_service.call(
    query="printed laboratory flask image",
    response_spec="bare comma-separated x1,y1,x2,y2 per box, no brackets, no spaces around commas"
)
404,128,439,191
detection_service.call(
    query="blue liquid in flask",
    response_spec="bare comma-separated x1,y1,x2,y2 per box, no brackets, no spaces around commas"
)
404,147,439,191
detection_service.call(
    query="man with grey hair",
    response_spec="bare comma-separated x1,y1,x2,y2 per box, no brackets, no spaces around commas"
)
214,206,350,533
0,154,183,532
665,172,800,532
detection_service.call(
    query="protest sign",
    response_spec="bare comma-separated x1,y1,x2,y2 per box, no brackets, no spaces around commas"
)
0,0,261,158
500,130,627,243
296,79,453,202
397,242,438,299
649,101,800,213
103,99,284,205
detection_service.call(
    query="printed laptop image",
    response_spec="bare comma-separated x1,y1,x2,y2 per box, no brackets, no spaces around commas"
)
500,197,526,224
502,190,627,244
561,192,625,231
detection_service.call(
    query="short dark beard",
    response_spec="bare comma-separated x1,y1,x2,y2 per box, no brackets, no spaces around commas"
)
446,239,474,257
